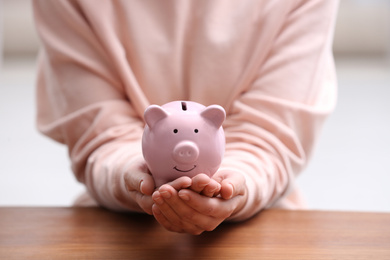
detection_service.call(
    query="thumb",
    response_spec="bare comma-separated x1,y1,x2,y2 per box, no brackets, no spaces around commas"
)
123,157,155,195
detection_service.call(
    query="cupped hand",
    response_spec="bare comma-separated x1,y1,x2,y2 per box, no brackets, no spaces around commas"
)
151,170,247,235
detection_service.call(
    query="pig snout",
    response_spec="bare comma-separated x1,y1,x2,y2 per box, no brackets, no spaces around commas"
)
172,141,199,164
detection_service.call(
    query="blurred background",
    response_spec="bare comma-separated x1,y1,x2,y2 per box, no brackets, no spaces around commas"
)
1,0,389,211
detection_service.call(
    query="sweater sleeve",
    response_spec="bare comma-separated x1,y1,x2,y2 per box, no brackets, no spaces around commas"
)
33,0,147,211
224,0,338,221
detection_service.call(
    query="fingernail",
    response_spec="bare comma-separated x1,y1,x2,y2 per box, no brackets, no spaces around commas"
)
160,190,171,199
153,194,164,205
227,183,234,199
179,192,190,201
139,181,145,194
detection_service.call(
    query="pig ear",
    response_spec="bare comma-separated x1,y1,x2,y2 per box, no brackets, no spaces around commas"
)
144,105,169,128
200,105,226,128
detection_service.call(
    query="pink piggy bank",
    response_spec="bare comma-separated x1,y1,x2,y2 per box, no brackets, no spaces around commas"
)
142,101,226,187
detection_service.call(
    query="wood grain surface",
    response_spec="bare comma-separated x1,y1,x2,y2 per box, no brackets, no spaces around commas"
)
0,207,389,259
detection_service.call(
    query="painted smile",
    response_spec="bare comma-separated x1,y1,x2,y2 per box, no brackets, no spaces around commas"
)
174,165,197,173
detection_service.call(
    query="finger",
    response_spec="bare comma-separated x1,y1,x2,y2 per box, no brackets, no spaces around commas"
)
178,189,236,220
178,190,232,231
153,204,204,235
213,170,246,199
152,187,184,227
190,174,211,193
152,204,183,233
153,186,206,235
201,179,221,197
191,174,221,197
164,177,192,191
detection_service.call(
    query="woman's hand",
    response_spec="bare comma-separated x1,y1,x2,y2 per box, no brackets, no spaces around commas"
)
151,170,247,235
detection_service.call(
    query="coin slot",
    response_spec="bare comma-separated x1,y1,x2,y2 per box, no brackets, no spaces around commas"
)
181,102,187,111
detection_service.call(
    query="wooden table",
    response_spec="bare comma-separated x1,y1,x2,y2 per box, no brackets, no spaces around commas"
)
0,207,389,259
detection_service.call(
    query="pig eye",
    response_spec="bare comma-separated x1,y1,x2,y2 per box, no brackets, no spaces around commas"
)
194,129,199,133
173,129,178,134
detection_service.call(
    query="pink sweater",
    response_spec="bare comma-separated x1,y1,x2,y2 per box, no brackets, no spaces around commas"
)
33,0,338,221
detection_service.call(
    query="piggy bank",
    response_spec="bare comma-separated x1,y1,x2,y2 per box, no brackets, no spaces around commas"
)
142,101,226,187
